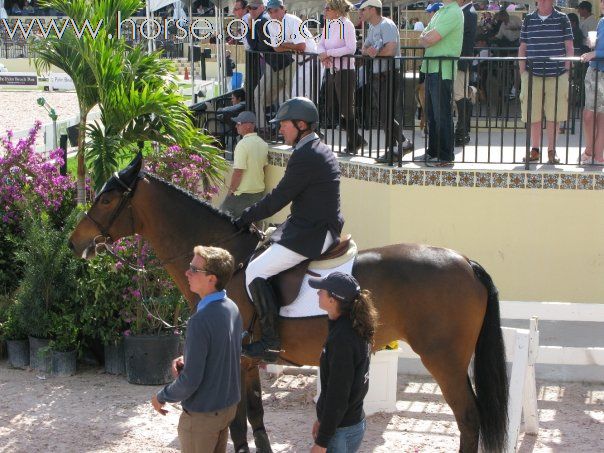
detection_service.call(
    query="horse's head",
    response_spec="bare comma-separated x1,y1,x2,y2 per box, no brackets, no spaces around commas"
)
69,153,143,259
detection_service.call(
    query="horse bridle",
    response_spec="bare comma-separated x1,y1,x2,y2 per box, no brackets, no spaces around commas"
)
85,171,140,244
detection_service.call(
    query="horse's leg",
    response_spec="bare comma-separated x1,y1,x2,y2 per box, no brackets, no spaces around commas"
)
230,365,250,453
421,353,480,453
245,365,273,453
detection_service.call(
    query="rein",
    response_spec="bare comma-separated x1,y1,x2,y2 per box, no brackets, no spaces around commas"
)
85,169,265,331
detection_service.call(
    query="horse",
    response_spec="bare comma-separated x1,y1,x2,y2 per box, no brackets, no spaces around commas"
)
69,154,509,453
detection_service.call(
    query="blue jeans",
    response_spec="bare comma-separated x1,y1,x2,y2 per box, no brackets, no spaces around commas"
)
425,72,454,161
327,419,366,453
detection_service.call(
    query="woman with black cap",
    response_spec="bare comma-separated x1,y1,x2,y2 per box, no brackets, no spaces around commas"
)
308,271,379,453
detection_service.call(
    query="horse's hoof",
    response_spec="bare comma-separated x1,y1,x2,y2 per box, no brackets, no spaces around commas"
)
253,430,273,453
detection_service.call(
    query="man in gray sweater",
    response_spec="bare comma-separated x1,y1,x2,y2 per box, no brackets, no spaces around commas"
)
151,246,242,453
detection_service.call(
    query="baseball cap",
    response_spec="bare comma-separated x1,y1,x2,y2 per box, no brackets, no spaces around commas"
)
266,0,284,9
426,2,444,13
357,0,382,9
308,272,361,303
232,111,256,124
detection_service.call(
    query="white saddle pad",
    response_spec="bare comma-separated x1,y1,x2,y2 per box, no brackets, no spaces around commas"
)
279,241,357,318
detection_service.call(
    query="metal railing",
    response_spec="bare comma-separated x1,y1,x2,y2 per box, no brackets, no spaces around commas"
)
240,48,601,169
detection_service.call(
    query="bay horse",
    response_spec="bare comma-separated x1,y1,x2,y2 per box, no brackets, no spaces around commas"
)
69,154,508,453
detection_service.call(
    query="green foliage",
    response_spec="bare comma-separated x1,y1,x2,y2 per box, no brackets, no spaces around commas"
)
0,298,28,341
78,252,133,345
34,0,226,195
14,209,82,345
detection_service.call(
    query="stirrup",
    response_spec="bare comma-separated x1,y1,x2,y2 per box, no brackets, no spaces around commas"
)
241,348,280,363
242,341,281,363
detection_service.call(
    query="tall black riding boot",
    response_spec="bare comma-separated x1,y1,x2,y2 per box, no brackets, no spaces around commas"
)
242,278,281,362
454,99,471,146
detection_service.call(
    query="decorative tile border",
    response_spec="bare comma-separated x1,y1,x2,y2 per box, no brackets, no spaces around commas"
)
266,149,604,191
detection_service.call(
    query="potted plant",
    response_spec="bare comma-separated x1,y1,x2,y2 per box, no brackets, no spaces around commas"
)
49,311,80,377
0,299,30,368
1,122,76,372
116,236,188,385
14,211,81,374
80,251,134,375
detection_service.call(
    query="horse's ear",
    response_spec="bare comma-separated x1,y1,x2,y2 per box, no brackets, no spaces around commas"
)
119,152,143,185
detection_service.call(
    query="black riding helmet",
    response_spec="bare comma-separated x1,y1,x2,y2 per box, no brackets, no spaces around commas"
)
269,97,319,144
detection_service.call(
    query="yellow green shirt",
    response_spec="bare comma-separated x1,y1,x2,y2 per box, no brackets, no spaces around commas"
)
420,2,464,80
233,132,268,195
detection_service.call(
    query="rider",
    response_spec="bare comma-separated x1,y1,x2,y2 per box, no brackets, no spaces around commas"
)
235,97,344,361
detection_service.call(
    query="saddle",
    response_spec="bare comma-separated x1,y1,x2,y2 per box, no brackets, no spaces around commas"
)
269,234,354,307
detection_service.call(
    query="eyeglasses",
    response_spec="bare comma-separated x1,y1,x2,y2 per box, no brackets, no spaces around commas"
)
189,263,211,274
248,5,260,10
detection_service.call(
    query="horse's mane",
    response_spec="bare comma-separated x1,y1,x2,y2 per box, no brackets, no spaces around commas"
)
143,171,237,225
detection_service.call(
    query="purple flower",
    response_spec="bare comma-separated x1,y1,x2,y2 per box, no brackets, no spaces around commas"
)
123,330,132,336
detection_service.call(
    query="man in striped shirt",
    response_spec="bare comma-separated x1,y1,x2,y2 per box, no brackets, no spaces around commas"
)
518,0,574,164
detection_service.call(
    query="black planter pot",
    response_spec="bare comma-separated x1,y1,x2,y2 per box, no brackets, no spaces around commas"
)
104,339,125,375
124,334,180,385
7,339,30,368
51,350,77,376
29,336,51,373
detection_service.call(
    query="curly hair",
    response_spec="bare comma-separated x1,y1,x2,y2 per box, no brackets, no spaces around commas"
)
325,0,353,17
336,289,379,343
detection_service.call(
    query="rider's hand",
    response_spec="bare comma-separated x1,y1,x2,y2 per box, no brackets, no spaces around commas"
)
234,217,251,230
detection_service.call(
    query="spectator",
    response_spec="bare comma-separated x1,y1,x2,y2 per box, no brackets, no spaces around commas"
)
225,49,236,87
172,0,187,27
580,10,604,164
494,11,522,47
245,0,293,129
308,272,378,453
413,18,425,31
318,0,365,154
518,0,574,164
454,0,477,147
420,0,464,166
578,1,598,49
221,111,269,217
568,13,588,54
266,0,319,100
426,2,444,18
487,0,500,11
151,246,242,453
230,0,250,50
359,0,413,163
199,89,246,148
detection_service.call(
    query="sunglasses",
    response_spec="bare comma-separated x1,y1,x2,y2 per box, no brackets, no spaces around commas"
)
189,263,211,274
248,5,260,10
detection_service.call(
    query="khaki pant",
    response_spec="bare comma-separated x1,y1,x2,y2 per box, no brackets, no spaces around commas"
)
453,69,471,101
520,72,569,123
255,64,293,127
177,404,238,453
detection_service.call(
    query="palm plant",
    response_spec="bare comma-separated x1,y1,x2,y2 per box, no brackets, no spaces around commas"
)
33,0,226,194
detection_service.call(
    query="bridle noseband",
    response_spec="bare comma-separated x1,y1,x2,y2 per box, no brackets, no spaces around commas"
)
85,171,141,249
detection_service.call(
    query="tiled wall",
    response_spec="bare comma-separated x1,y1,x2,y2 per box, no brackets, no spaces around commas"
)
268,150,604,191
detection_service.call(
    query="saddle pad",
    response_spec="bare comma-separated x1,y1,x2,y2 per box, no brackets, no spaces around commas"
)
279,255,355,318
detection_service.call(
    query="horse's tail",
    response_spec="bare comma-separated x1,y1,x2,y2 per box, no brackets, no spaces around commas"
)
469,260,509,453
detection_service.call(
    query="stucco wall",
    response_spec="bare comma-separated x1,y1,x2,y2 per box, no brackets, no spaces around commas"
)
220,147,604,303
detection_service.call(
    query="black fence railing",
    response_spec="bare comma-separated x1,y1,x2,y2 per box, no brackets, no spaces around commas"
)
237,49,601,168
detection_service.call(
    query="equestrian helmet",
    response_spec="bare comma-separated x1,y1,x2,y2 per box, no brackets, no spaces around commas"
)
269,97,319,125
